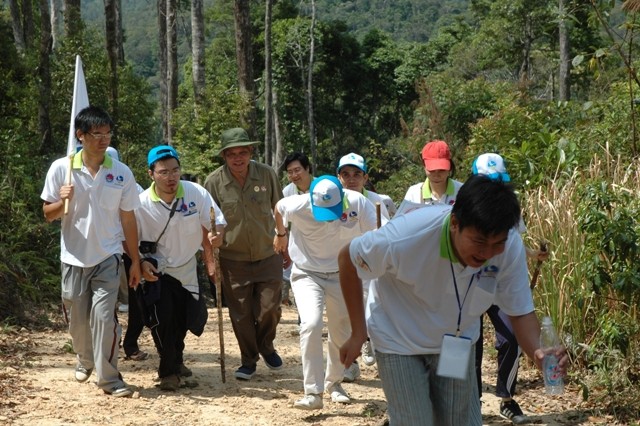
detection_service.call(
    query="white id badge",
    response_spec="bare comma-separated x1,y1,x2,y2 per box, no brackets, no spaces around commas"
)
436,334,472,380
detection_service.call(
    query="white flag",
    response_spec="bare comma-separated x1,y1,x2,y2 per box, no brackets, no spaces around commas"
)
66,55,90,155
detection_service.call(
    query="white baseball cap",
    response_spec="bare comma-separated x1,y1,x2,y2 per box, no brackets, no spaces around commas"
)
310,175,345,221
337,153,367,173
472,153,511,182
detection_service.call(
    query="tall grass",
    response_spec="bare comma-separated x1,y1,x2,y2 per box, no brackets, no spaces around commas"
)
523,150,640,418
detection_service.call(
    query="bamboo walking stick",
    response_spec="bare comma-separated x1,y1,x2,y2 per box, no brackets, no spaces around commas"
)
210,208,226,383
530,241,548,290
64,154,74,215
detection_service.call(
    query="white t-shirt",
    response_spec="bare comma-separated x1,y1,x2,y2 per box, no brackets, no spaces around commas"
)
276,189,378,272
403,178,463,205
348,205,532,355
362,189,390,221
378,194,397,217
137,181,226,293
41,152,140,267
283,181,311,197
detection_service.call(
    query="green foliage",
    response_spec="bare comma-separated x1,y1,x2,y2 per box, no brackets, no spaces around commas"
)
172,85,246,180
577,180,640,302
314,0,469,42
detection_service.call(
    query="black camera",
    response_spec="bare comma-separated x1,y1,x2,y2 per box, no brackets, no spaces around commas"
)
139,241,157,254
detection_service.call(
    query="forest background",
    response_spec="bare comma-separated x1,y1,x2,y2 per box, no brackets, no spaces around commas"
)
1,0,640,422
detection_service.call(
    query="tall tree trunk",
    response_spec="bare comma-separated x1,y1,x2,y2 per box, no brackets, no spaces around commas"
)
234,0,256,136
8,0,26,53
558,0,571,101
50,0,61,50
166,0,178,144
116,0,125,64
191,0,205,106
264,0,273,166
157,0,169,144
518,14,533,89
307,0,317,168
38,0,53,154
104,0,119,143
273,89,283,168
64,0,82,39
22,0,35,48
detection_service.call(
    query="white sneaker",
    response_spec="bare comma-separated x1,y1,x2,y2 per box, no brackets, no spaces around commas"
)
362,340,376,366
75,364,93,382
343,361,361,383
294,394,323,410
328,384,351,404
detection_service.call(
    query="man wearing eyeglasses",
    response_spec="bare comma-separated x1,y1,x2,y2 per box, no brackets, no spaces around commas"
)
204,128,284,381
41,106,141,397
136,145,226,391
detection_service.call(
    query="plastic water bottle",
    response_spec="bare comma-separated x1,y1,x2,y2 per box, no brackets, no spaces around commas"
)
540,316,564,395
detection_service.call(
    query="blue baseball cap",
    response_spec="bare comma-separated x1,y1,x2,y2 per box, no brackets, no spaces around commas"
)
148,145,179,168
310,175,344,221
472,153,511,182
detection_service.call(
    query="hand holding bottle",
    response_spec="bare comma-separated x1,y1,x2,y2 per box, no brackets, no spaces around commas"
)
535,316,568,394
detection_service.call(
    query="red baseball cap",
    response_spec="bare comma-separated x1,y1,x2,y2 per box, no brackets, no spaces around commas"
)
421,140,451,171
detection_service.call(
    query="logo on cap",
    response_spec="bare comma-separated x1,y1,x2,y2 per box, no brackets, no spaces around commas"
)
310,175,344,222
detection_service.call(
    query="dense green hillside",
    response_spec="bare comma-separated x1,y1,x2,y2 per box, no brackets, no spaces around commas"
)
314,0,469,42
80,0,468,83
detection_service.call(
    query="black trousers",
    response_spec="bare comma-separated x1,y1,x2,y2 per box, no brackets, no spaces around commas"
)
475,305,521,398
122,254,145,357
147,274,188,378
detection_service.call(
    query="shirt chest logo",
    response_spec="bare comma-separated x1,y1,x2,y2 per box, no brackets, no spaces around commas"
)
105,173,124,186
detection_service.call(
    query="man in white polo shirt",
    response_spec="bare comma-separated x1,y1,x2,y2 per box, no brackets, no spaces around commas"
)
137,145,226,391
338,175,569,425
41,106,141,397
336,152,389,373
273,176,378,410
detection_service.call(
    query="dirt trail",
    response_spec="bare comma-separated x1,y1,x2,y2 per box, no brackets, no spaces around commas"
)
0,304,607,425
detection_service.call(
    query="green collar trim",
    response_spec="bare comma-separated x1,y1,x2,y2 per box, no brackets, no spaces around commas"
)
72,149,113,169
342,193,350,212
439,214,459,263
422,177,455,200
149,181,184,202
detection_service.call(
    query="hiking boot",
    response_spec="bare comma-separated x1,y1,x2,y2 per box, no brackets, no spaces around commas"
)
343,361,360,383
159,374,181,391
500,399,529,425
328,384,351,404
362,340,376,366
75,364,93,383
104,384,133,397
294,393,323,410
178,363,192,377
262,351,283,370
234,365,256,380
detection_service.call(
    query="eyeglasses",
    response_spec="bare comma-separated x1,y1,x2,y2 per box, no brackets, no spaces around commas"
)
287,166,305,176
154,167,181,178
88,131,113,140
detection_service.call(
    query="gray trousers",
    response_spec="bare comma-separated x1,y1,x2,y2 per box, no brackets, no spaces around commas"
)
62,254,125,391
377,347,481,426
